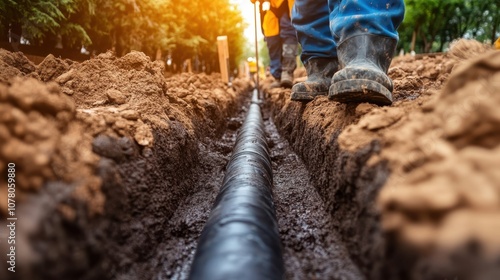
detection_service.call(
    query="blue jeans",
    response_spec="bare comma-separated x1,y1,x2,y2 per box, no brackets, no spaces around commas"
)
292,0,405,64
267,11,297,80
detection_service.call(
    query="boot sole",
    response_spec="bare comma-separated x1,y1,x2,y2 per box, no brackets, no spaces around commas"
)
290,91,328,102
329,79,393,105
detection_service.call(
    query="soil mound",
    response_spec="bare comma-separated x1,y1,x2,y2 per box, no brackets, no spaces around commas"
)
0,48,251,280
0,49,36,84
448,39,495,61
0,77,102,214
378,50,500,279
268,39,500,279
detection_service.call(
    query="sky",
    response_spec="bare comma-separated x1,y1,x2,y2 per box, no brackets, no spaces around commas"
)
233,1,263,47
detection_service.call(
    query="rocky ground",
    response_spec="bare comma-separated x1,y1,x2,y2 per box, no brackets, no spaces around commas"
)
0,39,499,280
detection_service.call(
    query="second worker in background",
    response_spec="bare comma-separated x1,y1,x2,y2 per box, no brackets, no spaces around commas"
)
252,0,299,88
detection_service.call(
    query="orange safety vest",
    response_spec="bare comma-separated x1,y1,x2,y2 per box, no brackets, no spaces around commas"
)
260,0,294,37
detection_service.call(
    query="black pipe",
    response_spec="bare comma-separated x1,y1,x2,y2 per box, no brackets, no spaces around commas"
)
188,90,284,280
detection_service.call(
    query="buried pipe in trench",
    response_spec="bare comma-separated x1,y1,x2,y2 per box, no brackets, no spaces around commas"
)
188,90,284,280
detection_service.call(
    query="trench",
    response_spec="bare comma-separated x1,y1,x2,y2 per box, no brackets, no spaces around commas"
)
15,86,365,280
6,47,499,280
154,89,362,279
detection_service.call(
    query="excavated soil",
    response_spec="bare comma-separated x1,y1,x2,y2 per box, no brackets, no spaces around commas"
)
0,39,499,280
267,39,500,279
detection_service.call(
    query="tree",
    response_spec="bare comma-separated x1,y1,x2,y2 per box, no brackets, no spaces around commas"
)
0,0,92,49
0,0,247,73
167,0,246,73
398,0,500,53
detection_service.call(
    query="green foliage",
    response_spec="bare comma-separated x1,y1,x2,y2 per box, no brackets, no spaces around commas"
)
0,0,247,73
166,0,246,72
0,0,93,48
399,0,500,53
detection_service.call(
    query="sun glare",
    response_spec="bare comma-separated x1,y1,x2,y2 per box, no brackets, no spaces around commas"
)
235,0,263,41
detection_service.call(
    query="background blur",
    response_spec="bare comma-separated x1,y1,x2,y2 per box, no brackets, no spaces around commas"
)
0,0,498,70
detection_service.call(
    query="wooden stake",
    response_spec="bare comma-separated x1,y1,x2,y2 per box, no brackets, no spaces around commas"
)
217,36,230,84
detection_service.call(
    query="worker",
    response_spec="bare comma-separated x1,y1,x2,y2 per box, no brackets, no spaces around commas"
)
251,0,298,88
290,0,405,105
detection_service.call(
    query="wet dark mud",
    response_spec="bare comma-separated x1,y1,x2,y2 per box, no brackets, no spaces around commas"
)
264,107,364,279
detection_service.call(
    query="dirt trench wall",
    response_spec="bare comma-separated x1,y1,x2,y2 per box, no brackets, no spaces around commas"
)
268,42,500,279
0,49,252,279
269,95,390,279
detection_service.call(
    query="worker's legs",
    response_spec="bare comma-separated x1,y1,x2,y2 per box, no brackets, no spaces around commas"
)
292,0,335,63
261,8,283,88
291,0,339,101
329,0,404,43
279,10,297,44
279,11,298,88
266,34,283,83
291,0,404,103
329,0,405,105
293,0,404,63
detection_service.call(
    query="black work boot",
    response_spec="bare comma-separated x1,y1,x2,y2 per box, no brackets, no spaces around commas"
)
291,58,339,102
280,43,298,88
329,35,397,105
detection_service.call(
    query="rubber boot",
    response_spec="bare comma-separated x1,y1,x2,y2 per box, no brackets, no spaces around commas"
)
329,35,397,105
291,58,339,102
280,43,298,88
